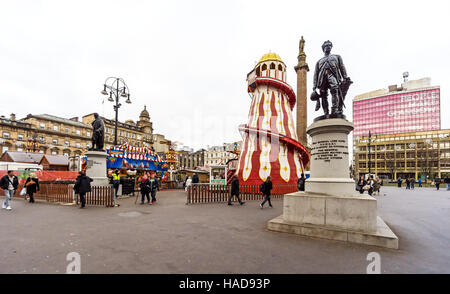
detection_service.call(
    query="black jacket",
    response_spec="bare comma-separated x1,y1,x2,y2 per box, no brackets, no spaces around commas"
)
148,178,159,192
74,175,93,194
263,180,273,196
140,178,151,193
0,175,19,190
192,174,199,184
230,177,239,195
25,177,40,193
444,177,450,184
297,176,305,191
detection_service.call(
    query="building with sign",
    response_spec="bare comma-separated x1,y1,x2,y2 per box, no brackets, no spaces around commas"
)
353,77,449,179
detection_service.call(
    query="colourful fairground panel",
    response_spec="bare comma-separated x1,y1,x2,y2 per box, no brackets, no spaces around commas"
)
105,143,168,172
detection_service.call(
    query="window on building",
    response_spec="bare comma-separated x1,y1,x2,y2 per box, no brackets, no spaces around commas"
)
18,134,24,140
53,125,58,131
2,146,9,153
76,142,81,148
39,136,45,143
76,130,80,135
3,132,10,138
40,123,45,129
52,151,57,155
52,139,58,145
65,141,70,147
17,148,23,152
66,128,69,133
64,152,69,156
137,135,141,140
87,131,90,137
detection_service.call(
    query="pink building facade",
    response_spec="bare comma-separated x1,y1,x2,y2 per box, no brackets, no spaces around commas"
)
353,87,440,137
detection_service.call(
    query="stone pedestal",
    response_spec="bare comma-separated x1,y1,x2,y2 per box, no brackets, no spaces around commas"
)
85,151,109,186
268,119,399,249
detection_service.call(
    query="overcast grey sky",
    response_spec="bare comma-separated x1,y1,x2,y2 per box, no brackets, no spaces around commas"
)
1,0,449,151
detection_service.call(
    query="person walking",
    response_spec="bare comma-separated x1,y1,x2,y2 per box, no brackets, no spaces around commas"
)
410,177,415,190
444,176,450,191
192,173,199,184
418,177,422,188
24,172,40,203
405,177,410,189
434,176,441,190
185,176,192,192
1,170,19,211
139,175,150,204
297,173,306,192
357,175,366,194
397,177,402,188
74,170,93,208
260,176,273,209
228,174,245,206
112,169,120,201
148,173,159,204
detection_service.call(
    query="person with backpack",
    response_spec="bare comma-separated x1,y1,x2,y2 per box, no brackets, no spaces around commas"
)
139,175,151,204
1,170,19,211
228,174,245,206
260,176,273,209
405,177,410,189
24,172,40,203
73,170,93,209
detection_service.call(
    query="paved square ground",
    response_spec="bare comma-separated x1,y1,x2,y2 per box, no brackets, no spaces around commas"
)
0,186,449,273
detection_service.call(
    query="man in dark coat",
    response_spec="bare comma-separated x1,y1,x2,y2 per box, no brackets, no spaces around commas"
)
73,170,93,208
297,173,306,191
1,170,19,210
90,113,105,151
260,176,273,209
312,40,351,116
228,174,245,206
434,176,441,190
192,173,199,184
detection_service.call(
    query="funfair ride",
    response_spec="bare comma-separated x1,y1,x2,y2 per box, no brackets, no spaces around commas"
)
237,53,309,185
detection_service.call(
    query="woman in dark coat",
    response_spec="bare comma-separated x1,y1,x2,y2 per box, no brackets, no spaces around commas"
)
139,176,151,204
227,174,244,205
24,172,40,203
73,171,93,208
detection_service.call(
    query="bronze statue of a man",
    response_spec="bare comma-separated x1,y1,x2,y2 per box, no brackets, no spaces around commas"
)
312,40,352,117
90,113,105,151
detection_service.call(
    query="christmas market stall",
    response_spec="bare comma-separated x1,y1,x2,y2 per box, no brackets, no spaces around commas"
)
105,144,169,195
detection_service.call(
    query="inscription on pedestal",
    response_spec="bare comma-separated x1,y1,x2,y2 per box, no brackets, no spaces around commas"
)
311,140,348,162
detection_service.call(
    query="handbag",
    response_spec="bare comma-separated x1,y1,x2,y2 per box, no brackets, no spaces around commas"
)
363,185,370,191
20,187,27,196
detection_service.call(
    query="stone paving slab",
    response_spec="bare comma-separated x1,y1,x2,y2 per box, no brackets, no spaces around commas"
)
0,186,449,273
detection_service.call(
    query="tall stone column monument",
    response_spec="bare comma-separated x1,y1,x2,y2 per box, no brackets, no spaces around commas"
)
268,41,398,249
294,36,309,148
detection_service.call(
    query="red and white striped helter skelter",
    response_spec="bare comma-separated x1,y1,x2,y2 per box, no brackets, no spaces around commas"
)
237,53,309,185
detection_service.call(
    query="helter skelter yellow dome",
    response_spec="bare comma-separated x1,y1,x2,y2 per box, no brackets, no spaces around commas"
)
258,52,284,64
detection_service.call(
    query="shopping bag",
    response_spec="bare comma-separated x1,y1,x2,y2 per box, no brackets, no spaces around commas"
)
20,187,27,196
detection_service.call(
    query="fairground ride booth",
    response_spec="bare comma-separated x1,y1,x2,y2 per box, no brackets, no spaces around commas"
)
105,144,169,195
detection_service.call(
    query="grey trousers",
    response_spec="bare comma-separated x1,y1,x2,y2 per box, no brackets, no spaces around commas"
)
3,190,14,207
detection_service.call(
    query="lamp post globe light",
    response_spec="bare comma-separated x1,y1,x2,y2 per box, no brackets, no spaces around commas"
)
101,77,131,146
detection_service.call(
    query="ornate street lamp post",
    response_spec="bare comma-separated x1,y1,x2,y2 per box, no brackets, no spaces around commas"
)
101,77,131,146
